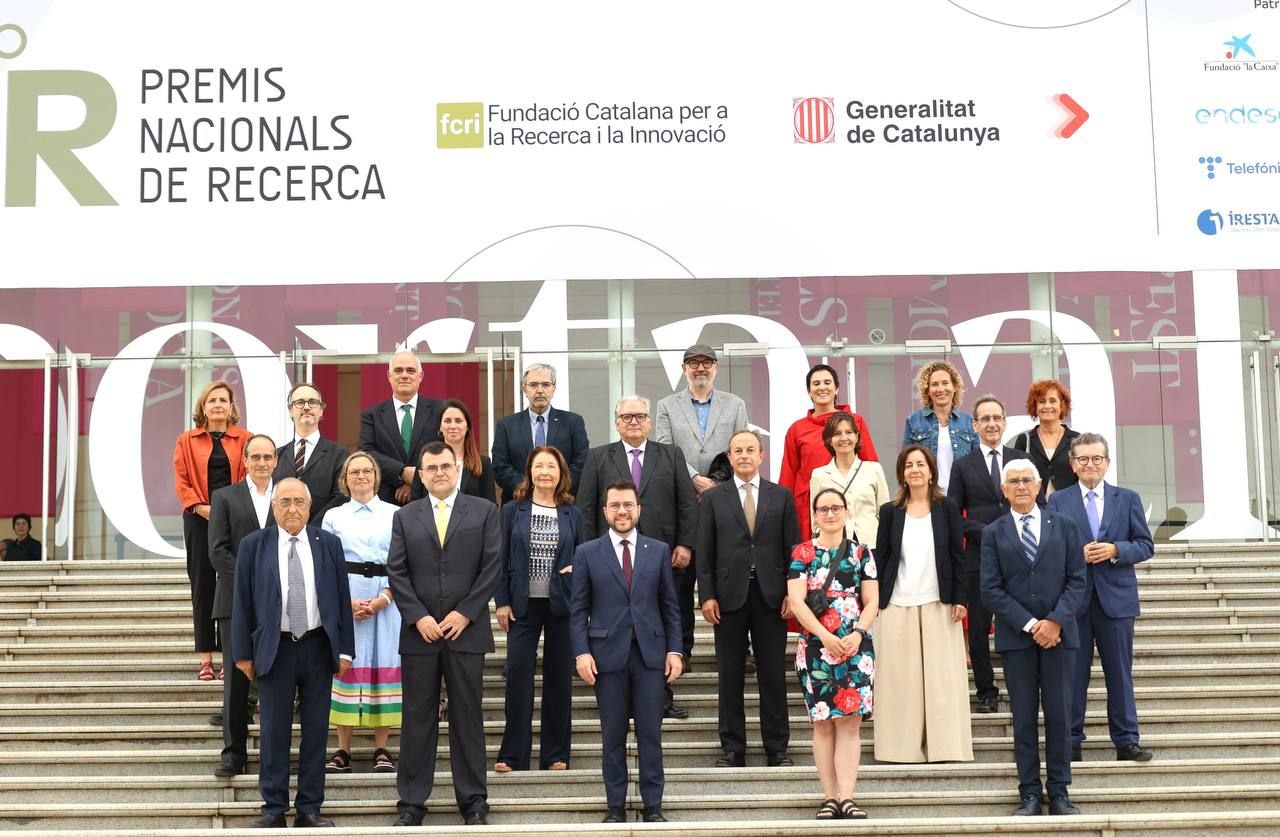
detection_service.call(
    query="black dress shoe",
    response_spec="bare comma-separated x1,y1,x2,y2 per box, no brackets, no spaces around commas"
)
213,757,245,778
250,813,287,828
1116,743,1153,762
714,751,745,767
641,806,667,823
976,695,998,714
294,812,335,827
1012,794,1042,816
663,702,689,720
1071,745,1083,762
1049,796,1081,815
208,712,224,726
602,807,627,823
766,751,794,767
394,812,423,827
464,811,489,826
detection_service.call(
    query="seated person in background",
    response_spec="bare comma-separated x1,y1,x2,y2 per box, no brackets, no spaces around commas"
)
6,514,41,561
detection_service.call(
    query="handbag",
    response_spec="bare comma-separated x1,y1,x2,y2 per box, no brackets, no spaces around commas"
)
803,538,852,619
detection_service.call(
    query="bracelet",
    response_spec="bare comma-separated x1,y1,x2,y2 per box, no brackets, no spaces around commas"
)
379,592,393,607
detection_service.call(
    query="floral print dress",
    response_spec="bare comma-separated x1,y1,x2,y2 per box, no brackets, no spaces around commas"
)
789,539,877,721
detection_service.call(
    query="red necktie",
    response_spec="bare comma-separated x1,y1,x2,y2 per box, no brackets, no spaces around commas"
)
621,538,633,587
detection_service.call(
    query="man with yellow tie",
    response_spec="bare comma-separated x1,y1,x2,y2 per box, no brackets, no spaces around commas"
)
386,441,501,827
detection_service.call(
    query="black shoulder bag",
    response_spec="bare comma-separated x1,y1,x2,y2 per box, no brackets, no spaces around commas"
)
805,539,852,619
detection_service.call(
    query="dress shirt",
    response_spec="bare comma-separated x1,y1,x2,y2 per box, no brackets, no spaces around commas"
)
980,442,1003,473
528,406,551,443
322,496,397,566
936,423,953,494
246,478,274,528
277,529,320,635
1078,479,1117,563
691,390,712,438
1011,506,1043,634
394,394,419,426
733,473,761,510
292,429,320,470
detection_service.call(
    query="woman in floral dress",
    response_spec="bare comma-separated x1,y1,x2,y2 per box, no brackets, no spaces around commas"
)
787,487,880,820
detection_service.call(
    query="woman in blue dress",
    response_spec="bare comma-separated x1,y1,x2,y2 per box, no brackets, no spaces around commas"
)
787,487,880,820
323,451,402,774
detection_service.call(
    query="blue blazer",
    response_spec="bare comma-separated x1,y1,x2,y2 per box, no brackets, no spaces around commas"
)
1047,484,1153,619
231,525,354,678
490,408,591,504
569,533,682,673
495,500,585,618
980,511,1086,653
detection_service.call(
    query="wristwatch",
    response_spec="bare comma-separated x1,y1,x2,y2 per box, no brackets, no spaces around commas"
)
851,627,871,641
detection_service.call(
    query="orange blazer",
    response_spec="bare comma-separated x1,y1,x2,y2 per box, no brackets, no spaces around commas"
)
173,426,250,511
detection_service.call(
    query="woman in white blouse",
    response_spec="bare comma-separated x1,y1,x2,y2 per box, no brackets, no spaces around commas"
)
809,412,890,545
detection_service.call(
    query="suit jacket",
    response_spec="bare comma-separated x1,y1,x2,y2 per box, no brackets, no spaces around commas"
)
1047,483,1153,619
230,524,354,678
273,435,347,526
495,500,585,619
576,440,698,549
695,478,800,611
386,492,501,655
490,408,590,504
569,533,682,672
874,498,967,610
947,446,1031,572
209,481,275,620
358,396,444,504
980,510,1086,653
653,388,749,479
1013,424,1081,505
411,455,497,504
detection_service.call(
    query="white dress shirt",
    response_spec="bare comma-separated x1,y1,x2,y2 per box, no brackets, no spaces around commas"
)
427,488,459,530
733,473,761,510
247,478,273,528
293,429,320,470
1078,480,1106,530
980,442,1003,476
1010,506,1043,634
393,394,419,427
277,529,321,635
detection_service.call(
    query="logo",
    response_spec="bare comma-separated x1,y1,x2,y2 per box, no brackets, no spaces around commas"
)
793,97,835,144
1199,155,1223,179
1197,209,1224,235
1224,34,1255,59
1196,207,1280,234
1193,104,1280,124
1203,33,1278,72
437,103,484,149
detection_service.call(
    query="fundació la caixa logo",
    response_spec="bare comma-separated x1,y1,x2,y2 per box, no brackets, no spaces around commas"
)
0,22,118,206
793,97,835,144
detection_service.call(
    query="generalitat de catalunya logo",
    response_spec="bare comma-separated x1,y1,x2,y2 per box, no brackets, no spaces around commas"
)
793,97,835,144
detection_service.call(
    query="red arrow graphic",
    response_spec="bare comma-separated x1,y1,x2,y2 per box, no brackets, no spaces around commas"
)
1055,93,1089,139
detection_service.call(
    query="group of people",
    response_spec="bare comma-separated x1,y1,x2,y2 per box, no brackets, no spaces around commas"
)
170,347,1154,826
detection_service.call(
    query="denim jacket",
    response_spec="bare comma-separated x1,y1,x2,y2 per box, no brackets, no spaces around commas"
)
901,407,978,460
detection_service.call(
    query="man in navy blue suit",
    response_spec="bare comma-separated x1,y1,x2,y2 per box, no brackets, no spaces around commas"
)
570,481,684,824
491,363,590,504
982,460,1085,817
1047,433,1154,763
232,478,355,829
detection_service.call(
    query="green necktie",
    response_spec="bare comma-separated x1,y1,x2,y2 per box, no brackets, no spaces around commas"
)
400,404,413,457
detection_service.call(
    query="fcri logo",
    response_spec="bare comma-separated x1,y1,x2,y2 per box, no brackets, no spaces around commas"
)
1199,154,1223,179
793,97,835,144
1197,209,1224,235
437,103,484,149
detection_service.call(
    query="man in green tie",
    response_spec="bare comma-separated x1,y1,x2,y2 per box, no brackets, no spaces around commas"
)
358,351,444,506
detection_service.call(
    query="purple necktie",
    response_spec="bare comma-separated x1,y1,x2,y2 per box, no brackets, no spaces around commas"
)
1086,490,1102,541
621,538,633,587
630,448,642,487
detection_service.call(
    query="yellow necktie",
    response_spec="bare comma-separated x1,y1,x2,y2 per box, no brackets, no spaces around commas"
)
435,500,448,541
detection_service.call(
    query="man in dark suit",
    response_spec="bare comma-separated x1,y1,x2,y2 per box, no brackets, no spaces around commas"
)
576,395,697,719
275,383,346,525
386,441,501,827
232,478,354,829
490,362,589,504
981,460,1085,817
1047,433,1155,763
209,434,277,778
358,351,444,506
695,429,799,767
947,394,1030,714
571,481,684,824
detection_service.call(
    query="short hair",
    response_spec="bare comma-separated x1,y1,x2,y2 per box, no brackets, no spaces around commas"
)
191,380,240,428
243,434,277,456
514,445,574,505
805,363,840,391
337,451,381,497
1025,379,1071,421
812,487,848,513
1070,432,1110,459
418,440,452,464
388,351,422,372
821,412,861,457
603,480,638,506
12,513,31,529
728,428,764,449
614,395,651,417
892,444,946,508
274,477,312,500
916,361,965,409
1001,458,1040,482
287,382,324,404
971,394,1005,418
522,363,557,386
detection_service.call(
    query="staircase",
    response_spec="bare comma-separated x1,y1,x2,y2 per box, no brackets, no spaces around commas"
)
1,544,1279,835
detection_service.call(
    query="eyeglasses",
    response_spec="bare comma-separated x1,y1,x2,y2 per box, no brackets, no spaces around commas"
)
525,381,555,390
274,497,310,508
422,462,456,474
815,506,847,516
1005,477,1037,487
606,502,637,512
974,415,1004,424
685,360,716,369
245,454,276,463
347,468,375,477
289,398,323,409
616,413,650,424
1072,455,1107,466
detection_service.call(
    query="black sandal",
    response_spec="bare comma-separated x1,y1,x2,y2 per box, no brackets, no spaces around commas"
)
325,749,351,773
815,798,840,819
839,799,867,819
372,747,395,773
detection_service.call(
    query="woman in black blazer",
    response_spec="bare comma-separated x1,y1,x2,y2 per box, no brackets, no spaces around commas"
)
1011,379,1080,505
872,444,973,764
493,445,585,771
411,399,497,502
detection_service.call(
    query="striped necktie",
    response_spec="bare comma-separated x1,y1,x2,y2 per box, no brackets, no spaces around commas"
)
1020,514,1038,565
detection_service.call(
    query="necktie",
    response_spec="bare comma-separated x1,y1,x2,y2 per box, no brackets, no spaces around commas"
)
534,414,546,447
1086,490,1101,540
629,448,642,487
399,404,413,457
1020,514,1038,565
294,438,306,474
286,537,308,639
620,538,633,587
434,500,448,542
989,450,1001,496
742,482,756,536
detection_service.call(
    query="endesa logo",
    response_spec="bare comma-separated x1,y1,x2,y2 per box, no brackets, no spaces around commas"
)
1194,104,1280,125
1197,207,1280,235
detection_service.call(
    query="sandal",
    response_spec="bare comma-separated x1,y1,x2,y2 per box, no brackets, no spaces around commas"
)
372,748,396,773
197,661,215,681
546,761,568,771
838,799,867,820
494,761,514,773
815,798,840,820
325,749,352,773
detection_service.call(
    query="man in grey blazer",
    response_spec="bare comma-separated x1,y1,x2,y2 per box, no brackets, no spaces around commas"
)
654,343,749,674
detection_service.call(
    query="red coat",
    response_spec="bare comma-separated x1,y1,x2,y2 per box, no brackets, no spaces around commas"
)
777,406,878,538
173,425,250,511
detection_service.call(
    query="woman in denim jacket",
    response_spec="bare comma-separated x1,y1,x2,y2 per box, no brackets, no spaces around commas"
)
900,361,977,495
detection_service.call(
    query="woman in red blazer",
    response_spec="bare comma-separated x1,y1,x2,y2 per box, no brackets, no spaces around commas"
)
173,380,249,680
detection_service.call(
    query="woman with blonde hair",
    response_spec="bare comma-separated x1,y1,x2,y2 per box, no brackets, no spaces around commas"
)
901,361,977,495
